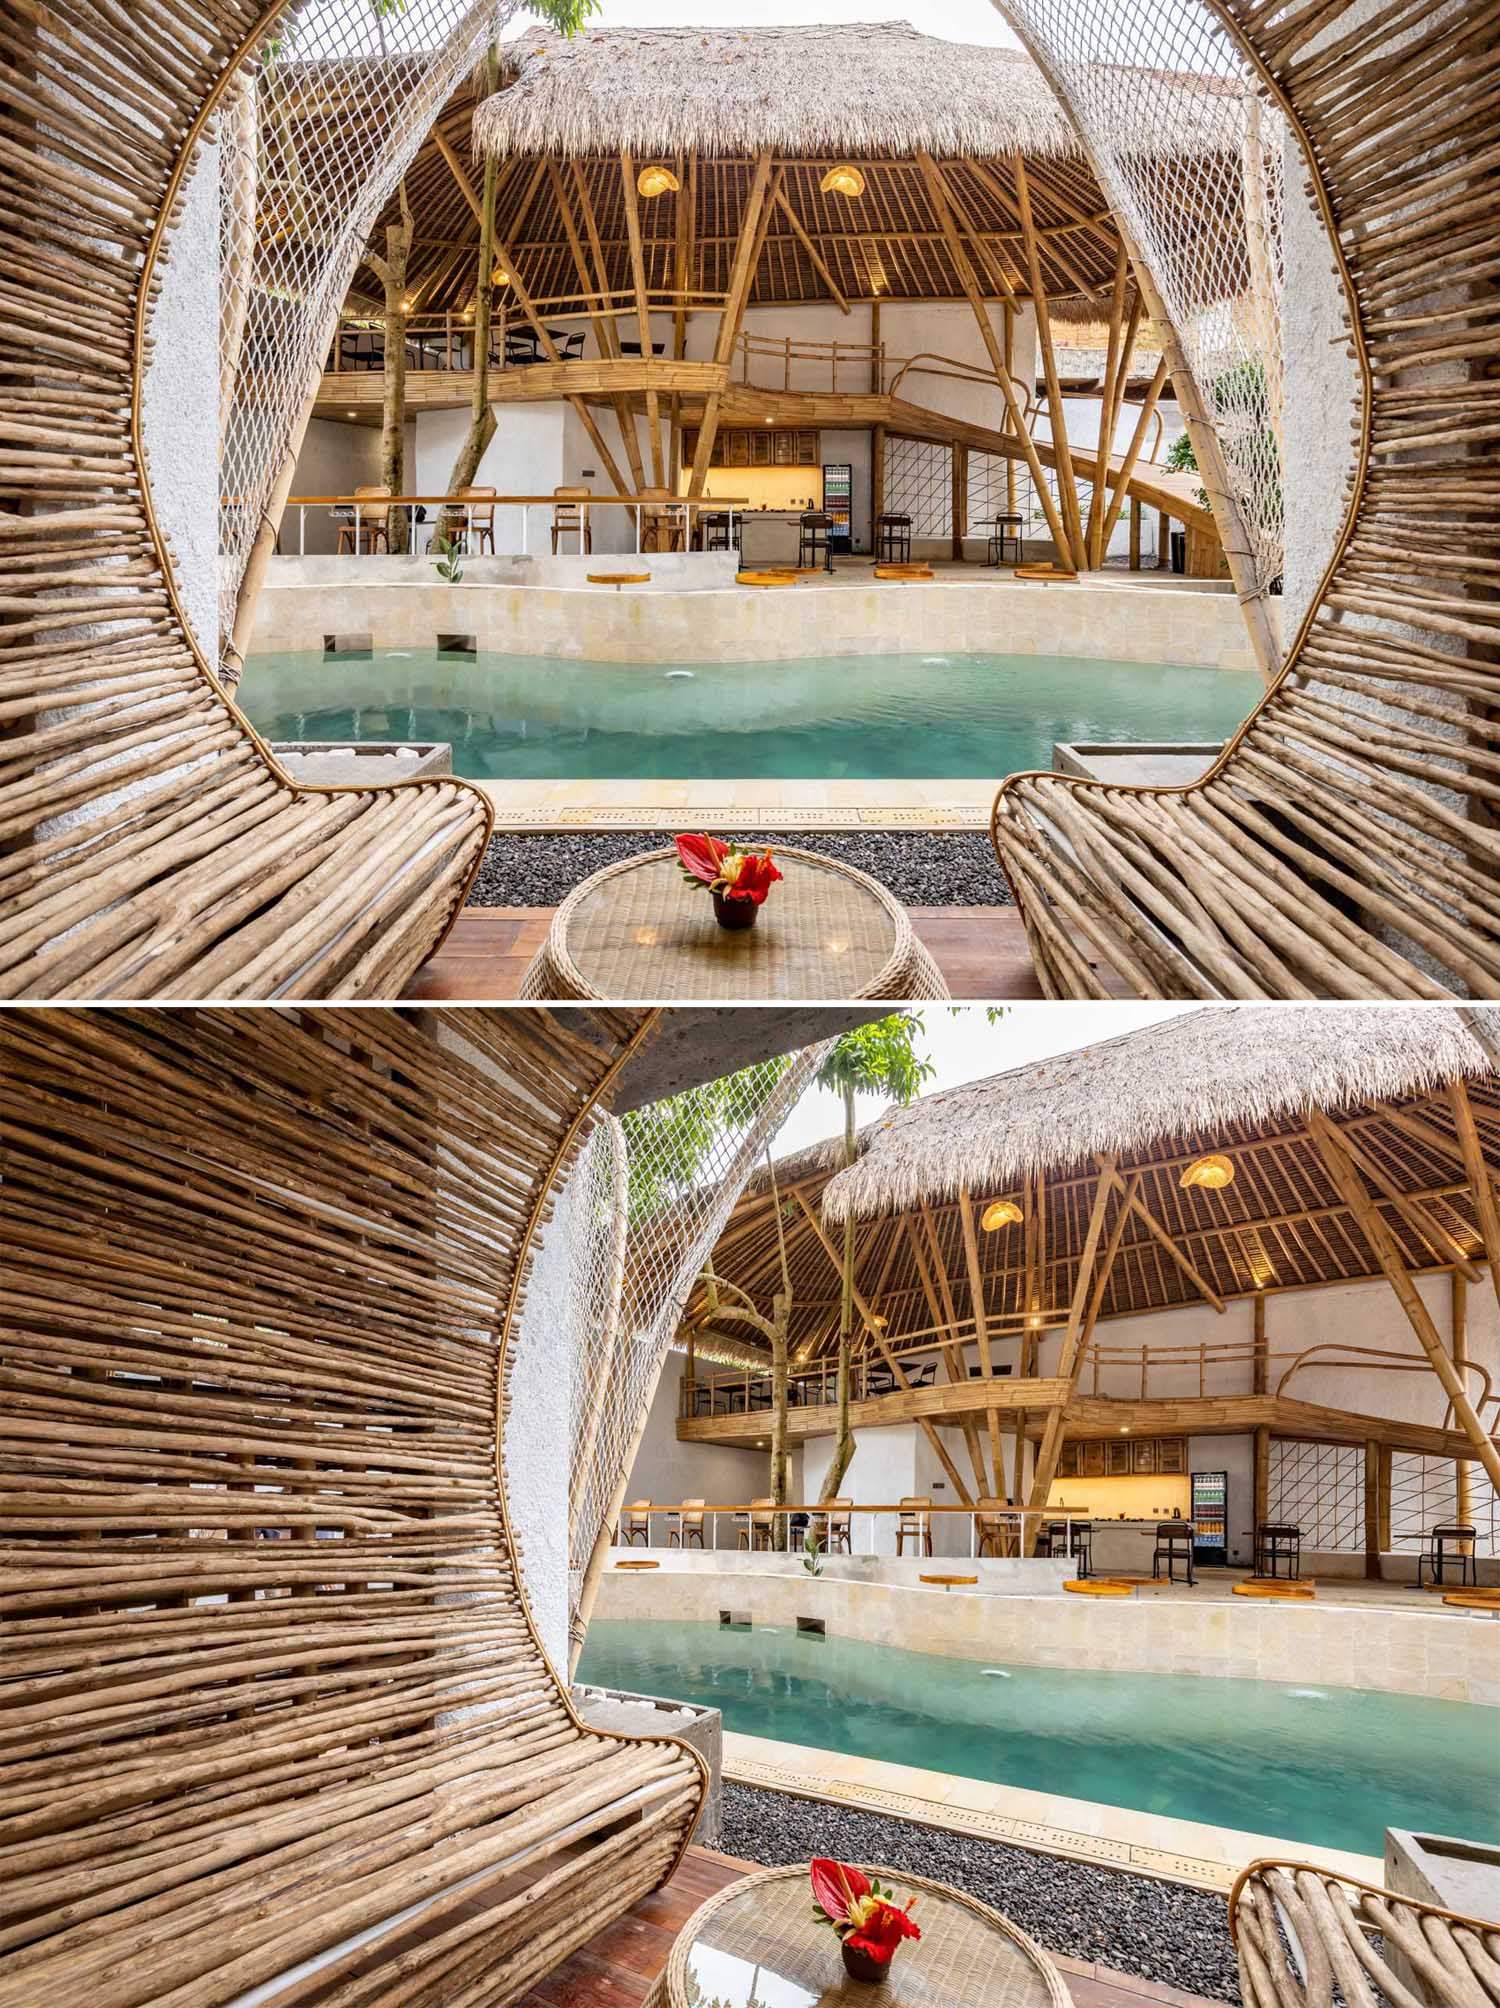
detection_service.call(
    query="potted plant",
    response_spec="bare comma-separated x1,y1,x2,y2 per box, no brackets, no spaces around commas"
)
674,833,783,932
810,1860,921,1984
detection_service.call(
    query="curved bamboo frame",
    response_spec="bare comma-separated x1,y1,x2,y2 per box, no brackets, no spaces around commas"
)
991,0,1500,999
0,1005,705,2007
1228,1858,1500,2007
1,0,493,1002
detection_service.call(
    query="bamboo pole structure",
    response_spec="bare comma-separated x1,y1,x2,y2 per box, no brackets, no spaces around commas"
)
688,152,773,494
1452,1271,1472,1525
619,153,666,488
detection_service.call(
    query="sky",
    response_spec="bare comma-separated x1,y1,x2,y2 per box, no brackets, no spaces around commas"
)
505,0,1023,42
769,1002,1198,1159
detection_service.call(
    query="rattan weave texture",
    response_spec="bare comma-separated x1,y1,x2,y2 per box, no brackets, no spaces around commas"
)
645,1864,1071,2008
520,848,950,1000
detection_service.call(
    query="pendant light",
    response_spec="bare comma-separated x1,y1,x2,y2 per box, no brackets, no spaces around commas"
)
981,1197,1022,1230
820,163,866,199
1180,1153,1235,1190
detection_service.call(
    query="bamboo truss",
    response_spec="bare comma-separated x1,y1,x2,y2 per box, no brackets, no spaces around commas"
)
0,1005,704,2006
990,0,1500,999
0,0,493,1002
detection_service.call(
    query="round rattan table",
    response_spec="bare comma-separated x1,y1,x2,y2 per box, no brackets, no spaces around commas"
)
520,847,949,1000
644,1864,1071,2008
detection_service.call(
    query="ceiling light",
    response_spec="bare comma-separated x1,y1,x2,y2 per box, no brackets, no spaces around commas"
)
492,264,511,287
981,1198,1022,1231
1181,1153,1235,1190
869,1314,888,1329
637,164,680,199
821,163,866,199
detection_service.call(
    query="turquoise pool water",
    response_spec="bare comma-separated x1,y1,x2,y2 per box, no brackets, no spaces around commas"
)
243,648,1259,781
576,1619,1500,1856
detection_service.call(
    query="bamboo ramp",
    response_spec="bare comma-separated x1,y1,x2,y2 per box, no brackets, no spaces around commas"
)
990,0,1500,1000
0,1007,705,2008
0,1,493,1002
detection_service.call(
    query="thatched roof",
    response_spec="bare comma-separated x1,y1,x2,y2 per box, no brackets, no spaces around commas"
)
477,25,1095,163
689,1008,1500,1355
824,1006,1498,1224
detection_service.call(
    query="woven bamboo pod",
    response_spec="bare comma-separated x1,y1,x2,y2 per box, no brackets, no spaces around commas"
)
0,3,493,1001
0,1005,705,2006
1229,1859,1500,2007
991,0,1500,999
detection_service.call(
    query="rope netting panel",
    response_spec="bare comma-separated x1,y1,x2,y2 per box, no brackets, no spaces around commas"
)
994,0,1286,609
1391,1453,1498,1554
1268,1439,1365,1551
883,437,953,542
564,1043,830,1660
215,0,513,679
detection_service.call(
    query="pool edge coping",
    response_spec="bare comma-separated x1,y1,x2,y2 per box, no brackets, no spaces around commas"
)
721,1731,1386,1896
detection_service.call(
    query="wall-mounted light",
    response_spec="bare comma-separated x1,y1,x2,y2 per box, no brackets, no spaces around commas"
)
637,163,680,199
820,163,866,199
1180,1153,1235,1190
981,1198,1022,1231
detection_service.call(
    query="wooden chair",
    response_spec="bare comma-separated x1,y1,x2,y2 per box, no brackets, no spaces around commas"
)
0,1007,705,2004
739,1498,776,1552
551,485,593,555
989,0,1500,1000
639,487,685,553
667,1499,708,1549
896,1496,933,1557
975,1497,1015,1558
0,8,494,1002
618,1500,653,1546
457,485,496,555
336,483,391,554
822,1499,854,1555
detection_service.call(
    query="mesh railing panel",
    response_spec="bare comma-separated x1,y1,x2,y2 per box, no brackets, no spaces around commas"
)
1391,1454,1498,1555
884,436,953,542
1268,1439,1364,1553
214,0,512,681
993,0,1286,607
563,1043,831,1656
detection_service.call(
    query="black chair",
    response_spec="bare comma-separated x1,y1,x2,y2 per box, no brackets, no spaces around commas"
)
987,513,1024,566
698,511,739,553
504,329,543,367
875,512,911,563
1417,1524,1477,1588
798,511,833,573
1152,1521,1196,1585
1067,1520,1093,1578
1254,1523,1302,1580
619,339,666,357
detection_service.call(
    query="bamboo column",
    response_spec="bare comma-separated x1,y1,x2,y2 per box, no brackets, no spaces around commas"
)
951,444,967,562
1253,1423,1270,1533
1083,245,1130,566
688,151,773,494
1447,1079,1500,1306
1363,1439,1382,1581
959,1185,1006,1504
571,159,647,492
1452,1270,1472,1525
1014,154,1086,569
619,152,665,488
1252,1293,1267,1395
912,1209,991,1498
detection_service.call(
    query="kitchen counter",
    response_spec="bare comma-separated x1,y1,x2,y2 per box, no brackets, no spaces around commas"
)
737,509,822,568
1048,1515,1192,1575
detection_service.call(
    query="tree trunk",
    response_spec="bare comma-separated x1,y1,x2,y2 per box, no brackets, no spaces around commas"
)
363,183,414,554
819,1084,859,1501
769,1289,790,1550
441,51,499,542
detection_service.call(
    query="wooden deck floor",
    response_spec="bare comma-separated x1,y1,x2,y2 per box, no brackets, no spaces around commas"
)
406,907,1129,1001
515,1846,1227,2008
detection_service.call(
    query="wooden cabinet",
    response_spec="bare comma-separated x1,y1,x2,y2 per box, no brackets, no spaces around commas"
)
1106,1438,1132,1476
681,426,819,470
1156,1436,1187,1474
1132,1437,1157,1475
1057,1434,1188,1480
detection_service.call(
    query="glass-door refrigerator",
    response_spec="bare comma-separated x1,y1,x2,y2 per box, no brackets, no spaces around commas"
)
1191,1469,1228,1566
823,463,853,553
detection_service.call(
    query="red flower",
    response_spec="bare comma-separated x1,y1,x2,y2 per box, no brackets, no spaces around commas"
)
810,1859,870,1927
675,832,729,888
719,849,783,905
846,1899,921,1965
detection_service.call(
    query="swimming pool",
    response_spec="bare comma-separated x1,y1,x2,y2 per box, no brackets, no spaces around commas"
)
575,1619,1500,1856
243,648,1259,782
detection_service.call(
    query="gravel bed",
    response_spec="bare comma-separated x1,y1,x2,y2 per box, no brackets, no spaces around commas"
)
470,830,1012,908
719,1782,1241,2003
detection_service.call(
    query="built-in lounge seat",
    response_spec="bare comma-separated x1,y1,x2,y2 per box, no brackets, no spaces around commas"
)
1,0,493,1001
992,0,1500,1000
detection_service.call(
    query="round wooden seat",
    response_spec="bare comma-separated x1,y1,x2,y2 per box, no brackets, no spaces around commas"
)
1065,1578,1133,1596
736,569,799,587
1443,1592,1500,1612
920,1573,979,1589
587,571,651,589
1234,1580,1315,1599
1014,563,1080,583
613,1558,661,1570
873,562,935,580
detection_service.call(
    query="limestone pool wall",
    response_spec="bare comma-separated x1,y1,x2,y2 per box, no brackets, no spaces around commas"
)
594,1565,1496,1706
252,567,1265,672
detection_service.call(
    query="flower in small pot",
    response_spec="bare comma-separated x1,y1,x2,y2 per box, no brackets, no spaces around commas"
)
675,833,783,932
810,1859,921,1984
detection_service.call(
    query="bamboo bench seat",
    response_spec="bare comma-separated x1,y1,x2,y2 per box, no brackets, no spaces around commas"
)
0,1007,705,2007
1,0,492,1002
991,0,1500,1000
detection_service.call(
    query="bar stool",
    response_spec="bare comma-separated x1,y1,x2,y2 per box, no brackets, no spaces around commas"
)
1067,1520,1094,1578
987,512,1025,566
1417,1523,1477,1588
798,511,833,573
875,512,912,563
699,511,739,553
1254,1523,1302,1579
1152,1521,1196,1585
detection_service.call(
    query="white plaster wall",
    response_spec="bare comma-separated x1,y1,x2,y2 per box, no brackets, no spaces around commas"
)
141,136,220,664
628,1353,794,1547
286,420,385,556
413,402,565,556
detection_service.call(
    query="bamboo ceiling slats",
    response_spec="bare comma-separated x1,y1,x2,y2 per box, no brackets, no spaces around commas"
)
1,0,493,1003
0,1005,704,2007
991,0,1500,1000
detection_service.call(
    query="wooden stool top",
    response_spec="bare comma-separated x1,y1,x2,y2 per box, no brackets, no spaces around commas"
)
1065,1579,1133,1596
614,1558,661,1570
920,1573,979,1588
587,571,650,587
